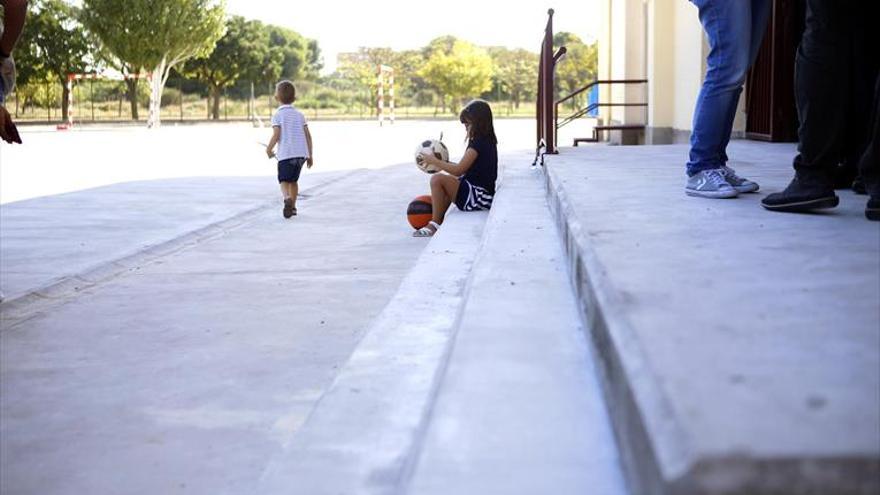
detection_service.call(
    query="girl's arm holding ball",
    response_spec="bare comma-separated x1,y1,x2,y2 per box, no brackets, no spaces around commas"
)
420,148,478,177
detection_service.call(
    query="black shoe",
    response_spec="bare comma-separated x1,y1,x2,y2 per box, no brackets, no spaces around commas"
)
852,176,868,195
867,197,880,221
832,164,857,190
761,176,839,212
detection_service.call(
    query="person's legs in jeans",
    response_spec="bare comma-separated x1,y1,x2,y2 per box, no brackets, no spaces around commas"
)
686,0,753,198
718,0,772,164
762,0,853,211
687,0,752,176
716,0,772,192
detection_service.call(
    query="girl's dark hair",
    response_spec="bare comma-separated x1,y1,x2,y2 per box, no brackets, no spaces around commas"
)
459,99,497,144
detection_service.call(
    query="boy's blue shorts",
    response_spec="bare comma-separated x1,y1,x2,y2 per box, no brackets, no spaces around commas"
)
278,157,306,183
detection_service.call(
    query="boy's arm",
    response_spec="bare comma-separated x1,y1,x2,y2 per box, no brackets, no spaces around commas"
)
304,125,313,168
266,126,280,158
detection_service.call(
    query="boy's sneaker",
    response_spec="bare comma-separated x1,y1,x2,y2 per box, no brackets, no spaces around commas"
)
866,197,880,221
720,165,759,193
761,175,839,212
685,169,739,199
283,198,294,218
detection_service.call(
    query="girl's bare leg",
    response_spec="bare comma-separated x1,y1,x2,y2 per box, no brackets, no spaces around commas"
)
429,174,460,230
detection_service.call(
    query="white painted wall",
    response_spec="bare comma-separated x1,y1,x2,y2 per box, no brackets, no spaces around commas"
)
646,0,675,128
600,0,753,140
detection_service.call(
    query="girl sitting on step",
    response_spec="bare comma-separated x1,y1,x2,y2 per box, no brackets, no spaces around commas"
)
414,99,499,237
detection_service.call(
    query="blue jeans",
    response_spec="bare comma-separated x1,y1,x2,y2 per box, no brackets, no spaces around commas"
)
687,0,771,176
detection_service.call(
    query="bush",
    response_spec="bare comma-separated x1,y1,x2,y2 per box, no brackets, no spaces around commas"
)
297,97,345,110
161,88,182,106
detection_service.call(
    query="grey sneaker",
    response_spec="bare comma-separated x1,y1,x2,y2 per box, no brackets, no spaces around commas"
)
719,165,759,193
686,169,739,198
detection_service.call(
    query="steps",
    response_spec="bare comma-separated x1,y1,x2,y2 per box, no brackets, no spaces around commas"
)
258,155,628,494
257,208,489,494
541,143,880,495
574,124,646,146
403,163,626,494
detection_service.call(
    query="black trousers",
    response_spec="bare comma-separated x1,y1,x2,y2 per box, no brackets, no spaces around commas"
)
858,75,880,196
793,0,879,191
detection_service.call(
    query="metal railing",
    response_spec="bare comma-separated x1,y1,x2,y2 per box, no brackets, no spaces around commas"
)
555,79,648,148
534,9,649,162
534,9,567,166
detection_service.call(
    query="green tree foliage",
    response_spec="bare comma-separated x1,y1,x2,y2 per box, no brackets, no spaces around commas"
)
267,25,308,80
23,0,91,121
421,35,457,59
185,16,278,120
553,32,598,110
305,39,323,79
82,0,226,126
488,47,538,109
392,49,430,108
337,47,395,115
419,39,494,113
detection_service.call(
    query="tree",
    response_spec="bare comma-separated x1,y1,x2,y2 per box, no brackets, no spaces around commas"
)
305,39,323,80
553,32,598,110
82,0,226,127
184,16,273,120
267,25,308,80
488,47,538,109
393,49,429,108
419,39,494,113
337,47,395,116
25,0,90,122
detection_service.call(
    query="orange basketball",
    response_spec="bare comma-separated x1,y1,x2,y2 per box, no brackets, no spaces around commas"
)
407,195,433,229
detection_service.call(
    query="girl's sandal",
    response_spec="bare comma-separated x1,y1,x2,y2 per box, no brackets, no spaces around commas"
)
413,221,439,237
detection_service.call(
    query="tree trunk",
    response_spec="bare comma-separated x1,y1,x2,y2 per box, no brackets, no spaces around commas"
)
61,82,70,123
211,86,221,120
125,78,139,120
147,57,167,128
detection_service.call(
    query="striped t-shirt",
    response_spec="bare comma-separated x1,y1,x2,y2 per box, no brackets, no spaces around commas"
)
271,105,309,160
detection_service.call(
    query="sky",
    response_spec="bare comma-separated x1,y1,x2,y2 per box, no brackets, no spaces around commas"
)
225,0,600,74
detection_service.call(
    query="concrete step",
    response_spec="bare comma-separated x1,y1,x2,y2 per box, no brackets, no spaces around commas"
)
542,143,880,495
257,207,489,495
403,159,628,494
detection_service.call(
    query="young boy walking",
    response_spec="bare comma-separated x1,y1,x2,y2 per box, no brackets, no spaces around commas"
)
266,80,313,218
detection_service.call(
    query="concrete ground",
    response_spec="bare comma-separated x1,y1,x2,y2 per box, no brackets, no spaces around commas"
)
544,141,880,494
0,162,431,494
3,120,878,494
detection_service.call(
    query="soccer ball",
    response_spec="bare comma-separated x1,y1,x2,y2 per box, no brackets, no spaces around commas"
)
414,139,448,174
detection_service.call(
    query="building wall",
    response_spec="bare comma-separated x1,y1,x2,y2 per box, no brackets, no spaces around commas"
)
598,0,746,144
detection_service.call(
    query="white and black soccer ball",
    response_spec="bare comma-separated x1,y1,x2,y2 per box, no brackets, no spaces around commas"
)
414,139,449,174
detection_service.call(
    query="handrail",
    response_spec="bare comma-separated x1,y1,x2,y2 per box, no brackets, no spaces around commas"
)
558,102,648,129
554,79,648,149
535,8,563,163
556,79,648,106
